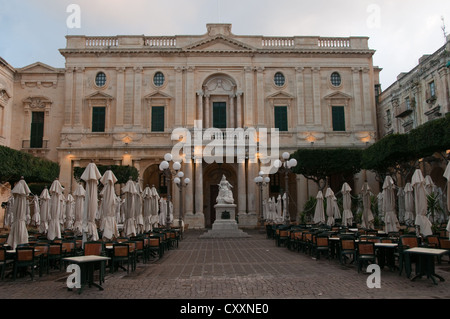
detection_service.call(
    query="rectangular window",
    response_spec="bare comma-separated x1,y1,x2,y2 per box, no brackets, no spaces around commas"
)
92,107,106,132
30,112,44,148
151,106,165,132
405,97,410,109
213,102,227,128
332,106,345,132
274,106,288,132
429,81,436,97
386,109,391,126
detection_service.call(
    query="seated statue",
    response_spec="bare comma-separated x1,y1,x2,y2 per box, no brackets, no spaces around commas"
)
216,175,234,204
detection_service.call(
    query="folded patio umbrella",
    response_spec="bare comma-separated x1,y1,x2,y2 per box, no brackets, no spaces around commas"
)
7,178,31,249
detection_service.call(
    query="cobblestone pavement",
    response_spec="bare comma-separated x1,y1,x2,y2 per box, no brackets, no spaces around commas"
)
1,229,449,302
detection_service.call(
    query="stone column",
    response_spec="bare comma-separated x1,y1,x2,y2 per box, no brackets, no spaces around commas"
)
247,160,257,215
133,66,143,127
197,91,204,123
186,66,195,127
244,66,254,127
295,67,305,126
174,67,183,127
64,68,74,126
204,94,210,128
74,67,85,126
116,67,125,127
304,68,314,124
229,94,235,128
237,159,246,216
256,67,265,127
184,159,193,215
362,67,372,126
195,160,203,215
236,91,243,128
312,67,321,126
352,67,363,127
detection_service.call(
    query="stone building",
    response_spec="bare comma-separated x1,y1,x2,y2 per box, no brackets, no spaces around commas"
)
377,35,450,189
0,24,381,229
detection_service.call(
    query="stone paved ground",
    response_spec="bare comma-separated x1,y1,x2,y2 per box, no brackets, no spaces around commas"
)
1,229,449,313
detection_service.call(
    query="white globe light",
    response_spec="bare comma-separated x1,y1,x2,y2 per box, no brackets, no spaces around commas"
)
164,153,173,162
289,158,297,168
161,161,169,170
282,152,290,160
174,177,181,184
184,178,191,184
259,171,264,177
274,159,282,168
264,177,270,183
254,177,259,183
177,171,184,178
159,164,163,171
173,161,181,171
256,176,263,183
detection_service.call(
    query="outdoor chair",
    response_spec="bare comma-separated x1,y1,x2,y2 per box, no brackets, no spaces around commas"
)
34,243,50,277
130,238,147,263
339,236,356,265
397,235,421,277
313,235,330,260
356,241,376,273
301,232,314,255
48,243,63,271
127,242,137,271
438,238,450,264
111,243,131,274
424,235,440,248
83,241,104,256
13,246,37,280
277,229,290,247
0,246,13,280
148,236,163,259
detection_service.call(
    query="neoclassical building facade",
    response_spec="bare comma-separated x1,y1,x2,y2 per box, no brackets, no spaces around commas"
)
0,24,381,228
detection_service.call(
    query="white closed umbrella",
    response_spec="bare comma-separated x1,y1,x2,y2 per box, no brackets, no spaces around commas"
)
150,186,160,227
397,187,405,224
72,183,85,236
142,185,153,232
159,197,167,226
100,170,119,240
276,195,283,223
81,162,102,242
122,177,137,237
377,191,384,223
39,187,51,234
382,176,400,233
65,194,75,230
282,193,288,221
443,162,450,238
7,178,31,249
361,182,375,229
32,195,41,227
59,193,66,228
325,188,336,226
134,181,144,234
313,190,325,224
47,179,64,240
404,183,415,226
412,169,433,237
341,183,353,227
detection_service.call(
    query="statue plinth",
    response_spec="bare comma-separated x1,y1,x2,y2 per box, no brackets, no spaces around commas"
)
199,203,250,239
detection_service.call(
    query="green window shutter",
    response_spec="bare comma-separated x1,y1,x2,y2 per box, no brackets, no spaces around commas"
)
213,102,227,129
92,107,106,132
332,106,345,131
151,106,165,132
274,106,288,132
30,112,44,148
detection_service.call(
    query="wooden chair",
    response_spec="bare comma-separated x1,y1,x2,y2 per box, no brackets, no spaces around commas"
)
339,236,357,265
313,235,330,260
424,235,440,248
277,230,290,247
111,243,131,274
13,246,37,280
356,241,376,273
48,243,63,271
398,235,421,277
84,241,104,256
438,238,450,264
0,246,13,280
127,242,137,271
34,243,50,276
148,236,163,259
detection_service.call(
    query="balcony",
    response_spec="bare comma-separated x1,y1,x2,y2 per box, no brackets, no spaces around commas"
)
394,102,413,118
21,140,50,156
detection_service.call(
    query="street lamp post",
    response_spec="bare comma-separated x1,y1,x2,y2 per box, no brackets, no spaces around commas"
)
174,172,190,238
274,152,297,225
254,171,270,227
159,153,182,229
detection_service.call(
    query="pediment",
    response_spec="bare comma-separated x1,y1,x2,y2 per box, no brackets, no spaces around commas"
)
85,91,114,100
144,91,173,100
18,62,58,73
324,91,353,100
185,36,255,52
267,91,295,100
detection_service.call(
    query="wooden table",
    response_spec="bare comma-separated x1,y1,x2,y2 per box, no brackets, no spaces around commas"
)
63,255,110,294
404,247,448,285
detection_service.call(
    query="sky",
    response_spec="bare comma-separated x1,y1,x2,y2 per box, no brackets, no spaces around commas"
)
1,0,449,90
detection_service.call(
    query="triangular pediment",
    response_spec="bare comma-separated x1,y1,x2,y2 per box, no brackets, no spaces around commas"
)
324,91,353,100
144,91,173,100
18,62,58,73
185,36,255,52
85,91,114,100
267,91,295,100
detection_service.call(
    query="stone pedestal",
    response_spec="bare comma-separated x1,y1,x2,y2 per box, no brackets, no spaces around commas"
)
184,212,205,230
199,204,250,238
